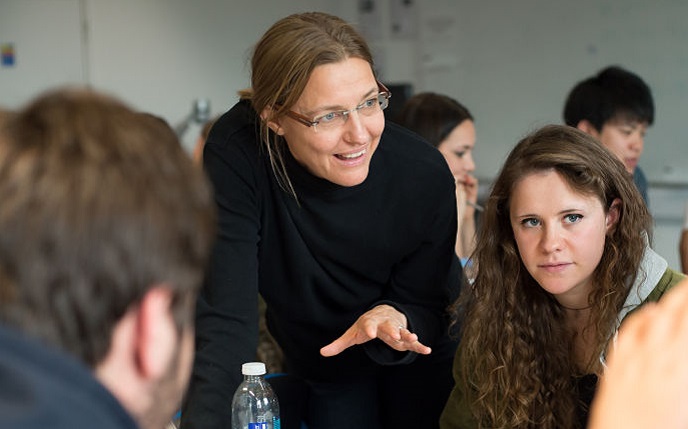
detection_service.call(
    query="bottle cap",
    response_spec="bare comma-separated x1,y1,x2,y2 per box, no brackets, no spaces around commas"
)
241,362,267,376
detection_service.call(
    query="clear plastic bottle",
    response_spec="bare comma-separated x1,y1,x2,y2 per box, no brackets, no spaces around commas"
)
231,362,281,429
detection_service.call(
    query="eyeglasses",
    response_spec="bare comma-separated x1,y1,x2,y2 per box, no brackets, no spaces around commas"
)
283,81,391,132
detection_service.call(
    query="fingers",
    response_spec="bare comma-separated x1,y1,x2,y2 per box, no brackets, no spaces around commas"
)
456,175,479,207
319,338,347,357
399,327,432,354
456,175,478,189
463,175,478,188
320,305,432,357
319,315,386,357
379,324,431,354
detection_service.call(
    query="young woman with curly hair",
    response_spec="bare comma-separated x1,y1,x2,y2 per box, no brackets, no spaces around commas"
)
440,124,685,429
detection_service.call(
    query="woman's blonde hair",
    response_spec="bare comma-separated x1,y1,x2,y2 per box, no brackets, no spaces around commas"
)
238,12,375,196
455,124,651,428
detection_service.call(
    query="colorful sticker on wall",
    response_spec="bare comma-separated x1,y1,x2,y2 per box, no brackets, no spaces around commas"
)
1,44,16,67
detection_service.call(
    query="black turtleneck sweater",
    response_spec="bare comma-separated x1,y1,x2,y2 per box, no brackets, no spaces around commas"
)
182,100,462,428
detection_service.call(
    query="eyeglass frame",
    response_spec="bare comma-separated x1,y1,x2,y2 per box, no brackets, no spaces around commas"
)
280,81,391,129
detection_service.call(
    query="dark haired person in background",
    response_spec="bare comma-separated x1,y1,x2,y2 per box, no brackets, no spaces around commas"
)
397,92,478,261
563,65,655,206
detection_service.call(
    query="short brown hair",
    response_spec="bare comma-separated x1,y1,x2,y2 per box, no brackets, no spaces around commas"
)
0,88,216,366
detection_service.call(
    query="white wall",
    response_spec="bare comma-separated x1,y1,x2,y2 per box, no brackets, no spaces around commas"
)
410,0,688,183
1,0,334,148
3,0,688,176
1,0,686,270
87,0,338,149
0,0,84,105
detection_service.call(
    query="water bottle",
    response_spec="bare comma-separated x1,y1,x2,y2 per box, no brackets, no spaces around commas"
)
231,362,281,429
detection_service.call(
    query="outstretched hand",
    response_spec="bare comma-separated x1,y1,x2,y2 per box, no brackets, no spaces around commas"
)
320,304,432,357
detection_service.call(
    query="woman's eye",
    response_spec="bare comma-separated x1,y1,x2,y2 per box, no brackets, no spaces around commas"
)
564,214,582,223
363,98,377,108
320,112,339,123
454,151,466,158
522,218,540,227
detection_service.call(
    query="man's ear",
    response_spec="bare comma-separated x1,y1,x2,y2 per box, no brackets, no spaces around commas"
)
606,198,622,232
577,119,600,138
135,286,177,380
261,107,284,136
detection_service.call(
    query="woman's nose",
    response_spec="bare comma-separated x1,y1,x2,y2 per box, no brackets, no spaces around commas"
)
342,111,368,144
541,224,563,253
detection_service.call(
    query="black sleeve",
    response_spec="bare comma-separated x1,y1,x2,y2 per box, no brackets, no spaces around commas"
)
181,123,261,429
364,133,462,364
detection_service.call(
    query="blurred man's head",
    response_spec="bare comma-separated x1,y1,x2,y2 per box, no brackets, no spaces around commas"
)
0,88,215,429
563,65,654,174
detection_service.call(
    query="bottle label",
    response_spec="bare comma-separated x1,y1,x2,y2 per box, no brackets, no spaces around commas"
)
246,417,280,429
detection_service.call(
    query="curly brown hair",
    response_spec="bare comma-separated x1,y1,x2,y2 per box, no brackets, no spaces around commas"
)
454,124,651,428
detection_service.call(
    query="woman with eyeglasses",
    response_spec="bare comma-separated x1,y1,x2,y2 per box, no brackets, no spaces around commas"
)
181,12,462,429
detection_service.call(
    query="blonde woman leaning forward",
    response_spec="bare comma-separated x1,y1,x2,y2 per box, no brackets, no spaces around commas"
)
182,12,463,429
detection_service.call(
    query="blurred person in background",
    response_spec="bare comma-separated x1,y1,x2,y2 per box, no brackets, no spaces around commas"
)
0,88,215,429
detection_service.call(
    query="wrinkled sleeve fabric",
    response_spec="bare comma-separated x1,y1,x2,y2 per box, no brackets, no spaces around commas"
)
364,125,462,365
181,112,262,429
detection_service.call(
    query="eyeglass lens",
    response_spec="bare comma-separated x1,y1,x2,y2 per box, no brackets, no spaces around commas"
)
314,93,390,131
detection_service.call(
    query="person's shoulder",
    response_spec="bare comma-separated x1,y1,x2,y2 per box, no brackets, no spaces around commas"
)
383,120,433,150
633,166,648,183
645,269,687,303
374,122,454,202
380,121,450,173
0,324,138,429
659,269,687,294
205,100,262,163
207,100,259,151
